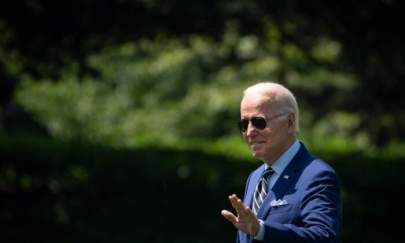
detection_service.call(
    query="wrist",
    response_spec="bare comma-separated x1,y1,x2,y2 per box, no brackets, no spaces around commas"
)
253,219,265,241
251,219,260,236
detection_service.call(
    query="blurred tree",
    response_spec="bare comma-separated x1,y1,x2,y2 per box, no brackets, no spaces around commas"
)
14,29,356,148
1,0,404,145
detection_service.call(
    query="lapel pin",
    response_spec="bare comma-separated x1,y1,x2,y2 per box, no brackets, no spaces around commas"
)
283,175,289,179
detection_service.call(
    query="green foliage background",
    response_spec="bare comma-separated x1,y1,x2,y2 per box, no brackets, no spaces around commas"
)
14,27,362,150
1,1,405,242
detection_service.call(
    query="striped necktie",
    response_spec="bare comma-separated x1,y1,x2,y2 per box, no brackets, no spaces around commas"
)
252,168,274,215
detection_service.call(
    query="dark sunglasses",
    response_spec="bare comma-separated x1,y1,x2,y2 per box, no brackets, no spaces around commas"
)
238,117,267,132
238,113,289,132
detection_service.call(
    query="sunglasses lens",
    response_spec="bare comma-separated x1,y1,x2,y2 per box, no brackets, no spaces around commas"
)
238,119,249,132
238,117,267,132
251,117,267,129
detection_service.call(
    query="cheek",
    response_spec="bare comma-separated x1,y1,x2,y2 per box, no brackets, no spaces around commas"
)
262,131,281,145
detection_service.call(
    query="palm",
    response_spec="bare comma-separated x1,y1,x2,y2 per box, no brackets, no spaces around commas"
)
221,194,260,236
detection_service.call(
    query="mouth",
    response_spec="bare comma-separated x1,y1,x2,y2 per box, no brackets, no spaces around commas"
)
249,140,265,145
249,141,265,149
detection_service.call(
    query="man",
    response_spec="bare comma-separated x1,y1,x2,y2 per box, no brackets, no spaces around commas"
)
221,82,341,243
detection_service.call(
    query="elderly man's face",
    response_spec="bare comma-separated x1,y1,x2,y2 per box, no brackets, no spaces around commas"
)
240,94,291,164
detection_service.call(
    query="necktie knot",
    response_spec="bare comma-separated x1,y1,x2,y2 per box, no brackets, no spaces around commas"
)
262,168,274,179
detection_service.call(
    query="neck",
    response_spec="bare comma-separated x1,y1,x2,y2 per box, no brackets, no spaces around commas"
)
265,137,296,166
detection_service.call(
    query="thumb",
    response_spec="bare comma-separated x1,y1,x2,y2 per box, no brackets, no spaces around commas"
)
221,209,238,224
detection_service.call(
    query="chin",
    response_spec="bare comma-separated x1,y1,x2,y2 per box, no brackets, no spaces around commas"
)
251,151,264,160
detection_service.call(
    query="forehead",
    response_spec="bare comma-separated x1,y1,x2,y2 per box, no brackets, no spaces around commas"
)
240,94,276,116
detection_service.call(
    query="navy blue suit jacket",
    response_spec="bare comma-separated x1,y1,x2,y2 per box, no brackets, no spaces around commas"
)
238,143,341,243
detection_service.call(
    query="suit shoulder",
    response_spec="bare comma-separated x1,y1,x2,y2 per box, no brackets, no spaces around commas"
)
296,143,337,176
310,158,337,174
301,157,339,182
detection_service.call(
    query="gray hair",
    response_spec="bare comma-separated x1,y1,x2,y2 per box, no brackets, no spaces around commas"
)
243,82,300,133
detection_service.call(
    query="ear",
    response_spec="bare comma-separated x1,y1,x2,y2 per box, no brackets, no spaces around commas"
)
287,113,296,131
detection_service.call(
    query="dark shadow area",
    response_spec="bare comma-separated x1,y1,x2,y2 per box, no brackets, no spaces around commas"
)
1,136,404,242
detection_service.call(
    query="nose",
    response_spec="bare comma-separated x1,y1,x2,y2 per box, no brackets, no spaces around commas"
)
245,121,257,136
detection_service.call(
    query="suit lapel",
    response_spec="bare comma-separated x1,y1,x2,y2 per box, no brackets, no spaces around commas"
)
257,143,312,218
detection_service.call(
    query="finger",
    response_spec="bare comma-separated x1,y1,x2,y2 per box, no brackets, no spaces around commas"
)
231,197,248,216
230,194,240,201
229,194,242,207
245,206,254,215
221,210,238,224
229,195,242,213
244,207,256,220
228,195,250,219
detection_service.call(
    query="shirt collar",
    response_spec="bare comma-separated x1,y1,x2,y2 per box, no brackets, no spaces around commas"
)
264,139,301,175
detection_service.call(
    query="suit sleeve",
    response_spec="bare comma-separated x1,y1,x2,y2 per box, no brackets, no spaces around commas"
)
236,172,255,243
262,169,341,243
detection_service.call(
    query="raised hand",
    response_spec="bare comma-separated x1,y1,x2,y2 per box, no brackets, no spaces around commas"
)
221,194,260,236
